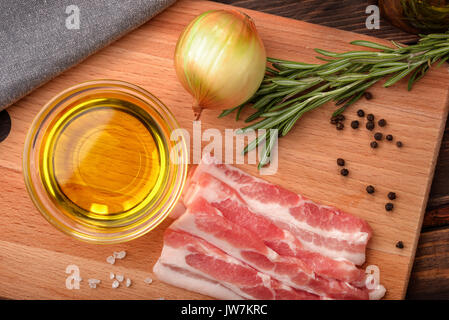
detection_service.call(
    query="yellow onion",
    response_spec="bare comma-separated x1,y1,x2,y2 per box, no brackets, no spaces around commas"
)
174,9,266,118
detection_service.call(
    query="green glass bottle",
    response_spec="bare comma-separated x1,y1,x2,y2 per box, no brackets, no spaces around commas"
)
379,0,449,34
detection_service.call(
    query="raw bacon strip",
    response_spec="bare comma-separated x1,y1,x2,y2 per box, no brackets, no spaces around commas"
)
184,171,366,286
188,154,372,265
171,197,376,300
153,229,322,300
154,263,245,300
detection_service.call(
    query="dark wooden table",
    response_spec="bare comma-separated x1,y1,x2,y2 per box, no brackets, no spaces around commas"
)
212,0,449,300
0,0,446,300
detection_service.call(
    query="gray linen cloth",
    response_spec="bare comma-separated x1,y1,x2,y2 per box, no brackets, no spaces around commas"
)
0,0,176,111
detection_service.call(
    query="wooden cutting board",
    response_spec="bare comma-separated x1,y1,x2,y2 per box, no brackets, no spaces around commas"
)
1,0,448,300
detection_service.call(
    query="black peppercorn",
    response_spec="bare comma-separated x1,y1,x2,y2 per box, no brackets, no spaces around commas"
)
374,132,383,141
370,141,378,149
388,192,396,200
385,203,394,211
366,121,375,131
378,119,387,127
364,92,373,100
396,241,404,249
367,114,374,121
330,116,338,125
386,134,393,141
337,158,345,166
336,114,345,122
357,109,365,117
396,141,403,148
366,185,375,194
350,120,359,129
340,168,349,176
336,122,344,130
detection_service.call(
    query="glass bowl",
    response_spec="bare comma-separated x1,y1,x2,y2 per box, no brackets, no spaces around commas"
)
23,80,188,244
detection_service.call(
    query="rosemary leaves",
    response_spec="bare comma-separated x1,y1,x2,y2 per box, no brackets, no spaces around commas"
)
220,31,449,168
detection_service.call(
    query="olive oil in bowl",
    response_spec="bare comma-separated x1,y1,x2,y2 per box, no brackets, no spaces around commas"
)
42,98,168,224
24,80,187,243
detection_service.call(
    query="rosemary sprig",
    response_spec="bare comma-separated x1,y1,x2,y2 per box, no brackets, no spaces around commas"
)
220,31,449,168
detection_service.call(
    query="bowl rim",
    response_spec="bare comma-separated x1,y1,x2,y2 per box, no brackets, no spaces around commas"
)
23,79,188,244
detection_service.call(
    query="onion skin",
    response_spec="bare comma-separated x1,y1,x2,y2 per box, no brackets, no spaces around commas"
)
174,10,266,118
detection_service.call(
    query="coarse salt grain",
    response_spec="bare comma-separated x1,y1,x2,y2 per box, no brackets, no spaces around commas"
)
88,278,101,284
125,278,132,287
116,274,124,282
106,255,115,265
113,251,127,259
112,280,120,289
109,272,115,280
144,277,153,285
88,279,100,288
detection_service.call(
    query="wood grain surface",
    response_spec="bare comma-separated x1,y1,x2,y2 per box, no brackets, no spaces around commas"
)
407,227,449,299
215,0,449,300
1,0,449,300
217,0,419,43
